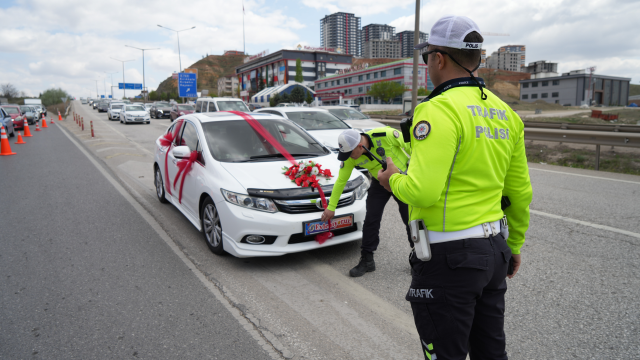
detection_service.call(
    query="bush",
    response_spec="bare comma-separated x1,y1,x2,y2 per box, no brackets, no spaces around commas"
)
290,86,305,104
305,91,313,105
41,88,71,107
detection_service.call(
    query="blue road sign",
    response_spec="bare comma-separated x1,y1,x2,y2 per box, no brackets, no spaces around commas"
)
108,95,112,99
178,73,197,98
118,83,143,90
101,95,105,98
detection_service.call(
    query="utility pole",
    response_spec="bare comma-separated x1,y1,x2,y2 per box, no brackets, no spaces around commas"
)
411,0,421,111
111,58,135,99
157,25,195,72
95,80,100,98
125,45,160,103
105,71,118,99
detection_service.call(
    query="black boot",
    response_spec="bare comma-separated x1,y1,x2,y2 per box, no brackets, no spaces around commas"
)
349,251,375,277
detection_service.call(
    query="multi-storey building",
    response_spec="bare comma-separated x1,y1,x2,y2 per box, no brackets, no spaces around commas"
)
395,30,428,58
320,12,362,57
486,45,526,72
363,39,401,59
363,24,395,41
217,74,239,97
479,49,487,68
523,60,558,78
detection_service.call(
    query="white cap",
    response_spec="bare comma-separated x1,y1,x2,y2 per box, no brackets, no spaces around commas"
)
414,15,482,50
337,129,362,161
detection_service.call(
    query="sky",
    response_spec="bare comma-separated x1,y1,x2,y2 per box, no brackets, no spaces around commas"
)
1,0,638,99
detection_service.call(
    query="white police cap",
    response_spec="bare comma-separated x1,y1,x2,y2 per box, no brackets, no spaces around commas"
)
414,15,482,51
337,129,362,161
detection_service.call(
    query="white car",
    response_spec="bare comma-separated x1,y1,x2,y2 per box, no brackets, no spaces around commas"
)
254,108,350,152
107,103,125,120
153,112,369,258
120,104,150,124
317,106,386,132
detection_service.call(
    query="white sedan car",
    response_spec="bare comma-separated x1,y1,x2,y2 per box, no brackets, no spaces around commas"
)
154,112,369,258
107,103,124,120
317,106,386,132
119,104,150,124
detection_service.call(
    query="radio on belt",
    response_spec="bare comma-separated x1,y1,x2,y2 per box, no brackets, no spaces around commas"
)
409,219,431,261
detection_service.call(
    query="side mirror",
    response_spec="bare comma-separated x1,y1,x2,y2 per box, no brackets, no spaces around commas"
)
172,145,191,159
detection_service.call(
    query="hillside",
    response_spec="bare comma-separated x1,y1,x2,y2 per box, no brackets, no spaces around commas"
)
155,54,245,96
630,84,640,96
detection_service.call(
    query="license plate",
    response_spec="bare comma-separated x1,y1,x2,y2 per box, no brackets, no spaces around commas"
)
304,214,354,236
136,118,143,121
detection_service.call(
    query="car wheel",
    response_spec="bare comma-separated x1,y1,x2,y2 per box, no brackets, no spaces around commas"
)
202,197,225,255
9,129,14,137
146,121,150,124
154,166,168,204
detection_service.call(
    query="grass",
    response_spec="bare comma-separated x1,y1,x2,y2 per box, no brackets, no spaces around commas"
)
527,108,640,125
525,142,640,175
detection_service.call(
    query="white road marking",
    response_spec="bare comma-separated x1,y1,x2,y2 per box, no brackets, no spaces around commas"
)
56,113,285,360
529,167,640,185
531,209,640,240
96,146,136,152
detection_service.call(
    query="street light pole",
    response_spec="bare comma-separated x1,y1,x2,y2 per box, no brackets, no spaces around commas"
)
105,71,118,99
95,80,100,98
157,25,196,73
125,45,160,103
411,0,421,111
111,58,135,99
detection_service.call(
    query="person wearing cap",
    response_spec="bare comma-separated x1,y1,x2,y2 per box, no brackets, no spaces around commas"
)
377,16,533,359
320,127,413,277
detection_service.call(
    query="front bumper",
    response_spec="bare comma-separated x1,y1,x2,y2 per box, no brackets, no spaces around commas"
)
216,197,366,258
124,117,149,123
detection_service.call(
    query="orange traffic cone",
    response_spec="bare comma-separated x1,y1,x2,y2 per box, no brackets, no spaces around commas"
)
50,116,55,125
23,118,33,137
0,126,16,156
58,111,62,121
35,122,41,132
15,131,26,144
42,114,48,128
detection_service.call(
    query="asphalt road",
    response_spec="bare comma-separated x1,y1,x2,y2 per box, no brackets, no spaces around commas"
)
2,101,639,359
0,119,274,359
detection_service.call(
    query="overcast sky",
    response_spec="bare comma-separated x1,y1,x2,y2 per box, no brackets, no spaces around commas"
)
1,0,638,99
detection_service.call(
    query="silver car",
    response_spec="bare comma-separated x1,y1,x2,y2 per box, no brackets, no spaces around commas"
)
107,103,125,120
316,106,386,133
19,105,38,125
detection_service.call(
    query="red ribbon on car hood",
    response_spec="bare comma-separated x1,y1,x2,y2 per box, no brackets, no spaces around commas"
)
224,111,333,244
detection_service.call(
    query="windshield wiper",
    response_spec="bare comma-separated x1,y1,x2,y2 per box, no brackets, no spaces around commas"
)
249,153,319,160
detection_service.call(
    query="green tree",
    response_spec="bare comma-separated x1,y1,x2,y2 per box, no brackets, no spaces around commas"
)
40,87,71,107
305,91,313,105
290,86,305,104
295,58,304,83
280,92,290,103
417,87,431,96
269,93,279,107
367,81,407,104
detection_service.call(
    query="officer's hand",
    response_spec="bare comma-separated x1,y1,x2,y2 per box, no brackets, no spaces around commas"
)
320,209,335,223
508,254,521,279
377,157,399,192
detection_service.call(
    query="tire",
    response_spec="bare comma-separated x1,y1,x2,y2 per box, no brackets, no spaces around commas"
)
201,197,225,255
154,166,168,204
146,121,150,124
9,129,14,137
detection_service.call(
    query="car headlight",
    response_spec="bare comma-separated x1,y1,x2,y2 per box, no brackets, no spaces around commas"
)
221,189,278,213
158,110,163,114
354,174,370,200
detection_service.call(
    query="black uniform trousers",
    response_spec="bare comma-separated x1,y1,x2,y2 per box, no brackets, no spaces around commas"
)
361,178,413,253
407,234,511,360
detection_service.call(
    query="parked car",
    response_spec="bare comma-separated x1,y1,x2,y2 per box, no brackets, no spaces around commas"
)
275,103,296,107
25,99,45,117
194,97,251,113
254,108,350,152
1,108,15,136
119,104,150,124
316,106,386,132
107,103,125,120
153,112,368,257
248,104,264,111
19,105,38,125
150,102,172,119
98,100,110,112
170,104,195,121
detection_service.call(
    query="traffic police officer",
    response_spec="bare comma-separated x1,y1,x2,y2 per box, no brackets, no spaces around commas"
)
320,127,413,277
378,16,533,359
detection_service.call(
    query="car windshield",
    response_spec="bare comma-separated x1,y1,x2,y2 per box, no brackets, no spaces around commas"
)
216,101,250,112
328,108,368,120
3,107,19,114
178,105,194,110
112,105,123,110
284,111,349,130
20,106,31,112
157,103,169,107
126,106,145,111
202,119,328,162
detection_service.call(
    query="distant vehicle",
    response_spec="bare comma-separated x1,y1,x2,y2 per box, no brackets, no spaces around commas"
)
317,106,386,133
0,105,22,123
19,105,38,125
119,105,150,124
107,103,125,120
24,99,42,106
92,101,100,110
98,100,110,112
170,104,195,121
1,107,15,137
275,103,296,107
195,97,251,113
248,104,265,111
150,102,172,119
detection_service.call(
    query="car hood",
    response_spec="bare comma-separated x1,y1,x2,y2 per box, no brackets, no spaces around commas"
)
220,155,350,191
125,111,147,116
343,119,387,131
304,129,346,150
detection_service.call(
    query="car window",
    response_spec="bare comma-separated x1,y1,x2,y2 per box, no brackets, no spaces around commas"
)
195,101,202,113
3,107,19,114
180,122,200,152
283,111,349,130
178,105,194,110
202,119,327,162
126,106,145,111
216,101,248,112
112,105,123,109
328,108,368,120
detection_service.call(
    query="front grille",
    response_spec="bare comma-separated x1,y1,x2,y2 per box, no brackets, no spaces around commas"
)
275,193,355,214
288,225,358,244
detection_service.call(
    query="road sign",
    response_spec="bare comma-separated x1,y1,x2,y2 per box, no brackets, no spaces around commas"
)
108,95,112,99
118,83,143,90
101,95,105,98
178,73,197,98
60,97,68,103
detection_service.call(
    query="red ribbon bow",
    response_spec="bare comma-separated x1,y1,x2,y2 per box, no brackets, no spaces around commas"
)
173,150,198,204
158,119,184,197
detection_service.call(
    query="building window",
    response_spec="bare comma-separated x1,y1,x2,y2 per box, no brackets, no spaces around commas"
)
522,94,528,100
541,93,548,98
532,82,538,87
366,86,371,92
317,84,320,89
522,83,529,88
542,81,548,86
552,80,559,85
366,74,370,80
358,75,363,81
531,94,538,99
325,82,328,87
348,89,352,94
337,80,340,85
358,87,363,93
552,92,559,98
374,72,379,79
331,81,335,86
394,68,401,75
381,71,386,77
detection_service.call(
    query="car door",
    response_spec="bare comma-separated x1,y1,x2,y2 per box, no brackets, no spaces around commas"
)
176,121,205,218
